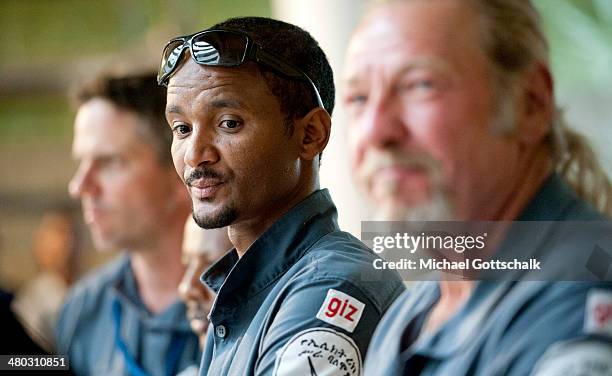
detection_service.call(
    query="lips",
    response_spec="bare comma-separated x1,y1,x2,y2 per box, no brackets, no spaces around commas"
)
187,309,208,322
82,206,106,225
189,179,224,199
374,165,427,182
187,307,209,334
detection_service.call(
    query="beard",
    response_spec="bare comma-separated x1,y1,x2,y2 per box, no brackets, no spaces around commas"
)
373,185,454,221
362,148,454,222
185,166,237,229
372,173,454,221
193,204,237,229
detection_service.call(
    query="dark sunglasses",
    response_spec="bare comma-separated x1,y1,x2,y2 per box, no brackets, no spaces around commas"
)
157,29,324,109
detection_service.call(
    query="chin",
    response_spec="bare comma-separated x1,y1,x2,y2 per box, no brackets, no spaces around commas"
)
91,233,118,252
190,318,208,335
193,204,238,229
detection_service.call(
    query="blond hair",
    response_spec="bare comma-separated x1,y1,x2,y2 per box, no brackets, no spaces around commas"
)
368,0,612,213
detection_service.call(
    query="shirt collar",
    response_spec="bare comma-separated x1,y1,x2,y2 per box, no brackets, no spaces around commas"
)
517,173,580,221
410,173,583,359
486,173,596,280
201,189,338,304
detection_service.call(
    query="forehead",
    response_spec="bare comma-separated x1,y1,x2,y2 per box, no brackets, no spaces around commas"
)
345,0,485,78
166,56,272,113
182,246,213,258
72,98,146,156
182,241,227,261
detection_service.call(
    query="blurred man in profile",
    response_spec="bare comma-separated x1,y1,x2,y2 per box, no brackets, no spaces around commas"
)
56,72,200,375
178,216,231,350
344,0,612,374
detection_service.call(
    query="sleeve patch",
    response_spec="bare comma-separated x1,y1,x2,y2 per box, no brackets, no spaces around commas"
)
531,340,612,376
273,328,362,376
585,289,612,338
315,289,365,333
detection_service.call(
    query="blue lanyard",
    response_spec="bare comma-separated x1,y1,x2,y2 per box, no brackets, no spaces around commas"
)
112,299,189,376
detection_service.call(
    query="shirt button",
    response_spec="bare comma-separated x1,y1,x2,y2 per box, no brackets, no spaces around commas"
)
215,325,227,338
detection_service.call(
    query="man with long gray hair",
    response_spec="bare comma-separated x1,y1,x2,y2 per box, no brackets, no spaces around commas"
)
344,0,612,374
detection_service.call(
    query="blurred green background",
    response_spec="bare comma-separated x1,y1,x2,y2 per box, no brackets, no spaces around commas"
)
0,0,271,288
0,0,611,288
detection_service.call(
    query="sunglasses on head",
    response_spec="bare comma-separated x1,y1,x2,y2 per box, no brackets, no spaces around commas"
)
157,29,324,109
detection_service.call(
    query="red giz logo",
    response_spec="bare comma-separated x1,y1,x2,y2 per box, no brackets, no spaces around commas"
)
325,297,359,322
594,302,612,326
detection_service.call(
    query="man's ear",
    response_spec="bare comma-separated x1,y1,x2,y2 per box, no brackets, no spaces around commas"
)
516,62,554,145
295,107,331,161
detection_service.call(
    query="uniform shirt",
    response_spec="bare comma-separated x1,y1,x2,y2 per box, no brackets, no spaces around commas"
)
364,174,612,376
56,255,200,376
198,189,405,376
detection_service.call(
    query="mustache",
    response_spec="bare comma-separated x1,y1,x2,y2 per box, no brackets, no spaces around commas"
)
359,149,440,180
187,303,212,320
187,309,209,321
185,168,227,186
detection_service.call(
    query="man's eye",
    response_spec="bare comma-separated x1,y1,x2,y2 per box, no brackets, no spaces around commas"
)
95,155,124,170
172,124,191,136
401,78,437,93
219,119,241,130
346,94,367,106
413,80,434,90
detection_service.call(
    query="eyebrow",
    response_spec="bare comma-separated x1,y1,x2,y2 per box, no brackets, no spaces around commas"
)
344,57,451,86
211,98,245,109
166,104,183,115
166,98,246,116
395,58,451,76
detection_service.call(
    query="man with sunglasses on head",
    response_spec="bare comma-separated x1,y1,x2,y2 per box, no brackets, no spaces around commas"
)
56,72,200,376
159,17,404,376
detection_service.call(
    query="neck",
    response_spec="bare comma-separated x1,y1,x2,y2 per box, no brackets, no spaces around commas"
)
486,147,553,221
130,221,186,314
432,148,552,331
230,177,318,257
438,280,474,307
423,279,473,335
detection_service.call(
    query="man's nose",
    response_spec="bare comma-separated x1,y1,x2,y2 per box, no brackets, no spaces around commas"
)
179,264,206,302
183,127,221,168
68,161,96,199
361,93,409,149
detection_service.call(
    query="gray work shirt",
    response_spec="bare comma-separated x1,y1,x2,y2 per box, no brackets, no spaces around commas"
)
363,174,612,375
56,255,200,376
198,189,405,376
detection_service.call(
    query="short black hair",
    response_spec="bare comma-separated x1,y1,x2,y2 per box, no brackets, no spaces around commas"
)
74,72,172,166
210,17,335,128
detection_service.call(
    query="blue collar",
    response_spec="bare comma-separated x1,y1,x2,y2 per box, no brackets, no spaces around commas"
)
110,256,191,332
201,189,338,306
516,173,583,220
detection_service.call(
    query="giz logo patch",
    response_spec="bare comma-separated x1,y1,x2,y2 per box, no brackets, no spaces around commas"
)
316,289,365,333
585,289,612,337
